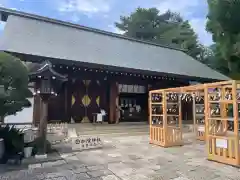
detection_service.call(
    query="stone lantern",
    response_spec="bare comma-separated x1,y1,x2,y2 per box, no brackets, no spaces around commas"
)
29,61,67,156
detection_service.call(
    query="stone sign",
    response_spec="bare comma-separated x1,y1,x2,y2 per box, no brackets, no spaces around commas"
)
72,136,103,151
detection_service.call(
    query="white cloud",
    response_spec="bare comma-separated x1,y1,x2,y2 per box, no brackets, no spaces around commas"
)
107,24,124,34
156,0,201,16
58,0,111,15
0,0,7,7
54,0,212,45
70,14,81,22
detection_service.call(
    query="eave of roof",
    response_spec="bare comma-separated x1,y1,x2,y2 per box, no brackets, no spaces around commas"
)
0,7,184,52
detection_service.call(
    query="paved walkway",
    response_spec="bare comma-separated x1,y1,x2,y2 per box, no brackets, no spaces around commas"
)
1,134,240,180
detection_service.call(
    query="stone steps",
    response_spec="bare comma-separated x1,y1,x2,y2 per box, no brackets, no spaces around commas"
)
76,127,149,136
67,123,194,136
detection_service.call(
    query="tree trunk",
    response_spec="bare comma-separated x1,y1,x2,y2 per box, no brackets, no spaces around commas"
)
38,101,48,154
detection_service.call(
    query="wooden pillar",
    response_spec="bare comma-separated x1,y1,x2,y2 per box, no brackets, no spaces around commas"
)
64,82,69,123
38,101,48,154
32,83,42,126
109,81,118,124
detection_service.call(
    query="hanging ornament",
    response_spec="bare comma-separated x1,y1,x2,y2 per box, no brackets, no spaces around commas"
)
167,104,178,115
168,117,178,124
224,88,232,100
210,105,220,116
227,121,234,131
180,93,193,102
209,88,221,101
166,93,178,102
195,94,204,103
196,106,204,114
237,92,240,100
151,93,162,103
197,118,204,124
152,116,163,125
152,105,163,114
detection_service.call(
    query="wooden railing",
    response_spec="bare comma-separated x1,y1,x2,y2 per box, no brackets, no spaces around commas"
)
207,135,239,166
150,126,183,147
150,126,164,146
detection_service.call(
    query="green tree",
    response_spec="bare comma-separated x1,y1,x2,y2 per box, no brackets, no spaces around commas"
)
0,52,32,122
197,45,214,65
206,0,240,74
115,7,201,59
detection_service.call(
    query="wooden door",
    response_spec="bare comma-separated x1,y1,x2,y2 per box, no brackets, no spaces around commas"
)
86,80,107,122
71,79,107,123
71,79,86,123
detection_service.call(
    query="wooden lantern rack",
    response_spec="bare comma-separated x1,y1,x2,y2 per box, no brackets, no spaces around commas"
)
149,87,183,147
149,80,240,166
149,84,207,148
180,84,205,141
205,80,240,166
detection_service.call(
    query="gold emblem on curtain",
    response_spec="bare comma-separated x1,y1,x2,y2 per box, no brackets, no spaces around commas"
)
82,95,91,107
71,95,75,106
96,96,100,107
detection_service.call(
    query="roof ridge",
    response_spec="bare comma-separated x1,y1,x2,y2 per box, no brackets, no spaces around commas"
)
0,7,185,52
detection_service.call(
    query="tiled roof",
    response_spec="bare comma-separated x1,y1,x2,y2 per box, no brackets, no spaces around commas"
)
0,7,230,80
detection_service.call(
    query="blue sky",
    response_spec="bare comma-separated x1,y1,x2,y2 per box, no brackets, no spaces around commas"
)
0,0,212,45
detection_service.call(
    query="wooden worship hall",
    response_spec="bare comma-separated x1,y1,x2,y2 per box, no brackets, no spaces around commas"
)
0,7,229,125
149,80,240,167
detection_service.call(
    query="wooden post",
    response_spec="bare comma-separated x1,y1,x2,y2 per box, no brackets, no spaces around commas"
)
204,84,209,152
115,96,120,124
109,81,118,124
38,101,48,154
220,87,227,132
192,94,196,135
162,91,167,144
232,81,239,164
33,95,42,126
148,91,152,126
33,82,42,126
179,91,183,141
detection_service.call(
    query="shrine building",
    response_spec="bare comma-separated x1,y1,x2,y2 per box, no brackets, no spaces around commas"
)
0,7,230,124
